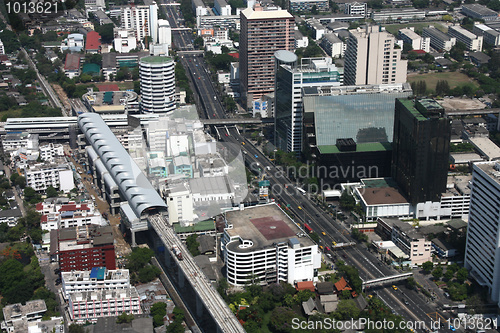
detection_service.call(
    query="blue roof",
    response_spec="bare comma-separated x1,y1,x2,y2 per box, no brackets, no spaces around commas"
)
90,267,106,280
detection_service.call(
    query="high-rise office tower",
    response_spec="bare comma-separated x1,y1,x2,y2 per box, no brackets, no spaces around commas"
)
391,98,450,205
465,162,500,307
139,56,176,113
344,26,407,86
274,52,342,153
240,6,295,109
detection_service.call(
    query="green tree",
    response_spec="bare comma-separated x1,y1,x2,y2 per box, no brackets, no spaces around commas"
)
138,265,161,283
432,266,443,280
116,312,134,323
406,276,416,289
334,299,360,320
15,176,26,188
269,307,300,333
126,247,155,272
68,324,85,333
96,23,114,43
309,232,320,243
186,234,200,256
46,186,58,198
339,191,355,211
151,302,167,327
422,261,433,274
456,267,469,283
444,269,454,280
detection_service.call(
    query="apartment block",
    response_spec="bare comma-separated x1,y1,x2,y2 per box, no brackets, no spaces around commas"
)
39,143,64,161
69,288,142,323
222,203,321,286
398,28,430,52
344,26,407,86
214,0,231,16
448,25,483,51
371,7,425,22
121,3,158,43
422,26,456,52
465,162,500,307
239,6,295,108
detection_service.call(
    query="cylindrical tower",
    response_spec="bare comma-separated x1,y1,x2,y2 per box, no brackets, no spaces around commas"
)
139,56,176,114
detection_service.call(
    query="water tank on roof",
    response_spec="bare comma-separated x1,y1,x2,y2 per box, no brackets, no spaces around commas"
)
274,50,298,68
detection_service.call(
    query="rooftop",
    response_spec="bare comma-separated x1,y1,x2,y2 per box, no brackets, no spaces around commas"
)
423,26,453,41
469,137,500,160
140,56,173,64
359,187,408,206
3,300,47,322
449,25,478,39
58,225,114,252
475,162,500,187
462,3,499,16
241,7,294,20
188,176,232,195
64,53,81,71
85,31,101,51
69,287,139,302
62,268,129,282
225,203,315,252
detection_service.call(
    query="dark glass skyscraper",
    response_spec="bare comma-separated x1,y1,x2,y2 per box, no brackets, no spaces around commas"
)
392,98,451,205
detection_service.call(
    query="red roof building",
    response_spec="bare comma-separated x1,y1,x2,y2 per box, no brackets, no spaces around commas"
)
296,281,315,292
334,277,352,292
50,225,116,272
85,31,101,54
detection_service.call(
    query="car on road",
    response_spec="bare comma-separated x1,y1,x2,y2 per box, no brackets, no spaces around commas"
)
368,295,373,299
326,253,332,258
321,231,326,235
298,206,302,210
450,325,456,331
254,154,258,158
325,246,331,251
392,285,398,291
225,133,228,136
403,298,409,305
241,142,245,145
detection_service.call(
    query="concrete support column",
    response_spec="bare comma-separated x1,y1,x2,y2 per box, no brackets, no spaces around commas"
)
131,230,136,247
196,295,203,317
178,268,185,288
164,251,172,267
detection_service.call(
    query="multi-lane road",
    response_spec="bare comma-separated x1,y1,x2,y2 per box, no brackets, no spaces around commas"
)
163,2,455,331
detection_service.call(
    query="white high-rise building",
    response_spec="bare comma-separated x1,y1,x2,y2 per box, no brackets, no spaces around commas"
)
157,19,172,45
0,39,4,55
465,162,500,307
121,2,159,46
344,26,407,86
139,56,176,113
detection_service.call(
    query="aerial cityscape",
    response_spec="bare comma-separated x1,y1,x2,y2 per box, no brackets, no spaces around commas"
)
0,0,499,331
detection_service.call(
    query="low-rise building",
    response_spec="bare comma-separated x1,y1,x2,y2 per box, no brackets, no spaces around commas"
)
1,300,47,333
222,203,321,286
289,0,329,12
306,18,326,40
371,7,426,22
64,53,81,79
25,161,75,193
37,200,106,231
376,218,432,265
462,4,500,21
398,28,430,52
353,178,411,222
345,2,367,17
320,33,343,58
423,26,456,51
68,288,142,323
448,25,483,51
295,30,309,49
113,29,138,53
432,237,458,258
39,143,64,161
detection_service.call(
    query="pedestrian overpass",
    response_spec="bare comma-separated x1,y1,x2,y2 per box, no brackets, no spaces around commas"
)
362,272,413,290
